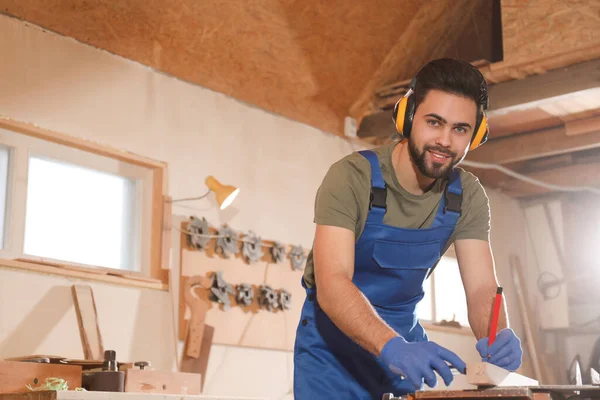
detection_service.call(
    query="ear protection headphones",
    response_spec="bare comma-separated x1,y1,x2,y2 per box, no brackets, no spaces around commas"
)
392,65,489,151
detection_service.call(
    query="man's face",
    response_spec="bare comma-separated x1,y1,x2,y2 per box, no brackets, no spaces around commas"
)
408,89,477,179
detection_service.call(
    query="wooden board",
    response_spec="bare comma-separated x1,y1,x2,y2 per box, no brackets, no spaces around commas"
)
467,362,539,387
180,325,214,392
178,225,305,352
413,387,534,400
0,361,82,393
71,284,104,361
124,370,201,395
1,391,266,400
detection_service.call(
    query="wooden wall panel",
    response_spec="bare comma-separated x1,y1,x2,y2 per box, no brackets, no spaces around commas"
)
178,225,306,352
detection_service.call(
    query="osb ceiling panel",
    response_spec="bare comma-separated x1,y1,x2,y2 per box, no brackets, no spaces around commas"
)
501,0,600,63
0,0,426,136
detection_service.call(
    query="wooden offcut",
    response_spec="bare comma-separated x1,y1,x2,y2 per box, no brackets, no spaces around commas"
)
466,362,539,387
71,284,104,361
124,369,201,395
183,275,212,358
180,325,214,392
0,361,82,393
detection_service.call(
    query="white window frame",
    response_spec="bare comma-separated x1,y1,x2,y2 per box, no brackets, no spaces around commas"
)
419,248,473,336
0,119,169,289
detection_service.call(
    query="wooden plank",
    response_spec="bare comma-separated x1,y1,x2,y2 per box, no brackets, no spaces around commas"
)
183,275,212,358
466,362,539,387
414,387,533,399
349,0,477,124
565,115,600,136
52,391,265,400
0,392,58,400
124,370,201,395
487,109,563,139
0,361,82,393
180,325,214,393
71,284,104,361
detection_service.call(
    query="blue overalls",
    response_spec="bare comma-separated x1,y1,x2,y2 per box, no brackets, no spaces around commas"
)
293,150,462,399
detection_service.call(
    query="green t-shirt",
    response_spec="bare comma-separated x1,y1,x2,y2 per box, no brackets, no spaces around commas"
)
303,141,490,288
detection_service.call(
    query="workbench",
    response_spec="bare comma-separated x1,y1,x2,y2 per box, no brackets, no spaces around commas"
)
384,386,600,400
0,391,265,400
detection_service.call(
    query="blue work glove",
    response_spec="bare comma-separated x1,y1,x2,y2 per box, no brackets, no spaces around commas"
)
476,328,523,371
379,336,467,391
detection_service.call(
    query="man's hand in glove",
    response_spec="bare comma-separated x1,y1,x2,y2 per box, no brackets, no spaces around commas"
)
379,336,467,390
476,328,523,372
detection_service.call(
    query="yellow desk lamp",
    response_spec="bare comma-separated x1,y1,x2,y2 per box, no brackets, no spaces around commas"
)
171,176,240,210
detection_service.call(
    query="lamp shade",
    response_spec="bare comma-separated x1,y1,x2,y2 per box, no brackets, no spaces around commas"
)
205,175,240,210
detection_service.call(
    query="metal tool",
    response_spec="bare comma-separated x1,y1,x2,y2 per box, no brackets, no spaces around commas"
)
209,271,235,310
188,216,211,250
289,245,306,270
216,225,238,258
236,283,254,307
278,289,292,310
271,241,286,263
258,284,279,311
242,230,264,263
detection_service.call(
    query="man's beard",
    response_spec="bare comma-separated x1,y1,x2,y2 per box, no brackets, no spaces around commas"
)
408,136,460,179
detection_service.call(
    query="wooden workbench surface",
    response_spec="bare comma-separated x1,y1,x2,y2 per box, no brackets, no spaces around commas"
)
0,391,265,400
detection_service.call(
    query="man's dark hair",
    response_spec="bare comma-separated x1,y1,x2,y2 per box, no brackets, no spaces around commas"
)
413,58,488,117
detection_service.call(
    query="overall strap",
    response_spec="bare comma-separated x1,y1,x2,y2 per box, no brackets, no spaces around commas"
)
432,168,462,228
358,150,386,224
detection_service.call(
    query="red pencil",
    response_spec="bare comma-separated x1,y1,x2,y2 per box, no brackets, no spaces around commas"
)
488,287,503,346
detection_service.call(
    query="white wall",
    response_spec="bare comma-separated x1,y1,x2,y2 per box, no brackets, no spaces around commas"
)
0,14,531,399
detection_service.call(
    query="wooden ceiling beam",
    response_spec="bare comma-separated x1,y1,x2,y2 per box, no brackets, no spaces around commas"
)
348,0,478,126
492,161,600,198
374,51,600,114
466,121,600,165
358,58,600,140
486,59,600,114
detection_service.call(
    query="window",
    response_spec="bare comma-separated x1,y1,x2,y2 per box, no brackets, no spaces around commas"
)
418,255,470,328
24,155,138,271
0,120,168,288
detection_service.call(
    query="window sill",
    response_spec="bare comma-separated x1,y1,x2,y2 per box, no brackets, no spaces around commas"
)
421,320,474,337
0,258,168,291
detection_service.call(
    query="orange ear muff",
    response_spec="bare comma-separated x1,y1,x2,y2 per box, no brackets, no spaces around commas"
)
393,96,409,134
392,87,416,138
469,112,489,150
